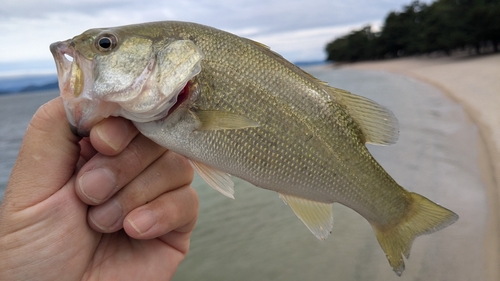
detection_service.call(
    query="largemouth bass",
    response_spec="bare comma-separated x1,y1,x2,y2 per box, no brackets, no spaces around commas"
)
50,21,458,275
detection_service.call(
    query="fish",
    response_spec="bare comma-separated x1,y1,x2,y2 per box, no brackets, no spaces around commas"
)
50,21,458,276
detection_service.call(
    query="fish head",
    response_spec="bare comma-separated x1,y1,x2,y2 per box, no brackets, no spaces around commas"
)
50,25,203,136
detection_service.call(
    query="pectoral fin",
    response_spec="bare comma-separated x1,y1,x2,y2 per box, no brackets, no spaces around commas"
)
189,160,235,199
279,193,333,240
193,110,260,130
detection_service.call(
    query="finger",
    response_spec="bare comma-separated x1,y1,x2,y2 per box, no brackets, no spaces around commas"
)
3,97,80,211
75,138,97,172
87,151,194,232
124,185,198,247
79,138,97,162
89,117,138,156
76,134,167,205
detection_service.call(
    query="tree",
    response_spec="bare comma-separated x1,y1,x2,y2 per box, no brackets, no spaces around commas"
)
324,0,500,62
325,26,378,62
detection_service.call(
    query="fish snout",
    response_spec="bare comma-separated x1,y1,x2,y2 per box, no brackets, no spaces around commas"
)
51,39,100,136
50,40,74,73
50,39,83,99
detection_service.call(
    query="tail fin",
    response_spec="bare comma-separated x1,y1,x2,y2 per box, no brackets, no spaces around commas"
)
371,192,458,276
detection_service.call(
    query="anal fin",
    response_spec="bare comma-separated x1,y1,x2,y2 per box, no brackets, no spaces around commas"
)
189,160,235,199
279,193,333,240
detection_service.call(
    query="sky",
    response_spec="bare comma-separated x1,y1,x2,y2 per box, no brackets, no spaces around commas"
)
0,0,430,76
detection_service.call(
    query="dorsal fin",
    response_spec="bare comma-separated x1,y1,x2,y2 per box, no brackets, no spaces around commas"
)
325,86,399,146
243,37,397,145
245,38,271,50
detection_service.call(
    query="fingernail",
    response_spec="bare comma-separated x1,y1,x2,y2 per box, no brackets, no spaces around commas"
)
79,168,116,203
90,199,122,230
96,119,128,151
127,209,157,235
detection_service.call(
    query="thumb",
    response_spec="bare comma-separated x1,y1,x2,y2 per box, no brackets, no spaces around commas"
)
3,97,81,211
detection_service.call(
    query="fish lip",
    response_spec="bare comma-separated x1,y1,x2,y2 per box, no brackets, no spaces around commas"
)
51,40,78,127
51,40,82,129
50,40,75,89
51,39,101,133
50,40,87,105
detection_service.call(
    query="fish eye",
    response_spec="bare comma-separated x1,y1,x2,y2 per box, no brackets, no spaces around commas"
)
95,34,117,52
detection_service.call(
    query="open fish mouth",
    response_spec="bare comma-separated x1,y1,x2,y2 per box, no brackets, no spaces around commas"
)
50,40,74,94
50,39,101,135
51,40,82,99
50,43,196,136
50,36,204,137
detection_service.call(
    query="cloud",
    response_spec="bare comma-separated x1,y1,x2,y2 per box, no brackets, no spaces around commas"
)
250,21,382,61
0,0,432,74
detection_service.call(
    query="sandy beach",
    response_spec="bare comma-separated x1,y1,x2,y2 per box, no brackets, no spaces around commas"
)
344,54,500,280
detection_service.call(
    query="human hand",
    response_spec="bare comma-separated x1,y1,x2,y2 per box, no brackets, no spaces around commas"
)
0,97,198,281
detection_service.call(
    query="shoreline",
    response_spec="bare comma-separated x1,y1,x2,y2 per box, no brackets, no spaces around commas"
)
342,54,500,281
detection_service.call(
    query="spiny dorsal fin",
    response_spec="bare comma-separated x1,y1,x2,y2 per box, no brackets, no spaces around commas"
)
279,193,333,240
189,160,235,199
245,38,271,50
193,110,260,131
325,86,399,146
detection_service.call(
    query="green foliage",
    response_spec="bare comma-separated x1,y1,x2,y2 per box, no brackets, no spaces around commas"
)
326,26,378,62
325,0,500,62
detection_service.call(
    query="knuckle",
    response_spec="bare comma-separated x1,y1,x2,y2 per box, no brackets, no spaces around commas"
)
165,152,194,180
121,140,145,173
186,186,199,212
137,176,154,203
29,99,65,134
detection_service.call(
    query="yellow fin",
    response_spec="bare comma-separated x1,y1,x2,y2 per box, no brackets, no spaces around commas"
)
194,110,260,130
326,87,399,146
279,193,333,240
189,160,235,199
371,192,458,276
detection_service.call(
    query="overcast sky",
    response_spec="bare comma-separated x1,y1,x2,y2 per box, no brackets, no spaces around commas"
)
0,0,429,76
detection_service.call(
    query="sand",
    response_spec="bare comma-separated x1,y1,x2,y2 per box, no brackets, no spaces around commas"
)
344,54,500,280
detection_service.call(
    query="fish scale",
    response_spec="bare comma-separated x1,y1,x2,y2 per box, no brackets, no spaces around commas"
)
50,21,458,275
153,24,426,223
187,60,399,220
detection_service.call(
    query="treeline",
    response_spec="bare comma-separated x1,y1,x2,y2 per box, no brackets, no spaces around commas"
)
325,0,500,62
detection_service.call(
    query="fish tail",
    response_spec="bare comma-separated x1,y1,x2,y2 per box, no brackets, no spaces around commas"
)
371,192,458,276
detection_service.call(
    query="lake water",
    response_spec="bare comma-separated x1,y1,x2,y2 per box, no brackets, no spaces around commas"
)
0,68,491,280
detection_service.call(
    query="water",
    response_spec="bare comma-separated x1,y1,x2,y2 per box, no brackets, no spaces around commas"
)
0,90,59,200
0,74,58,93
0,68,490,280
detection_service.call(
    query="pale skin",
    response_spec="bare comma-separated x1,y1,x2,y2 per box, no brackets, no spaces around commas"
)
0,97,198,281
